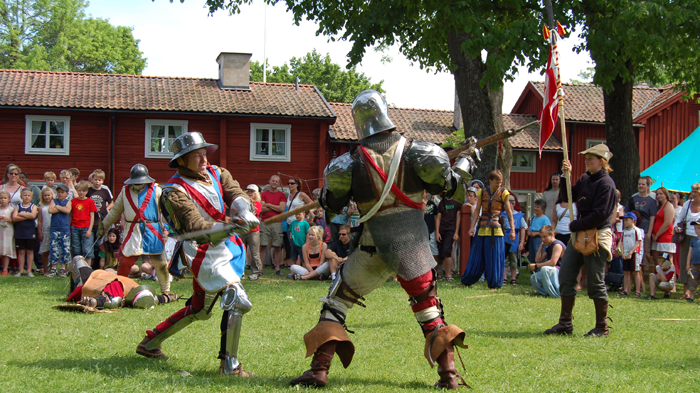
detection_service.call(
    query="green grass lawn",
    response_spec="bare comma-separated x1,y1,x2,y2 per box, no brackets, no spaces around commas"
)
1,267,699,392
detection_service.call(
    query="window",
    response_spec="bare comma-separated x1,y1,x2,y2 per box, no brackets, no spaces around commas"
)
586,139,606,149
145,120,187,158
25,115,70,155
250,123,291,162
511,151,536,173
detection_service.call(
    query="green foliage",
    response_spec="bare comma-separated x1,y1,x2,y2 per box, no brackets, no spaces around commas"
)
0,0,146,73
441,128,464,149
2,268,700,392
249,49,384,103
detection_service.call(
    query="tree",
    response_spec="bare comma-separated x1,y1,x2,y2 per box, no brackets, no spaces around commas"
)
574,0,700,198
249,49,384,103
0,0,146,74
201,0,575,185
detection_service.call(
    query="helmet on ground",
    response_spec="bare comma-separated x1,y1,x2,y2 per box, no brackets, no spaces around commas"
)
352,90,396,140
125,285,158,309
124,164,155,185
169,132,218,168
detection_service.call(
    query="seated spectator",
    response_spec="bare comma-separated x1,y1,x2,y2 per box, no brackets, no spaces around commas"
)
329,202,357,243
529,225,565,297
290,226,328,280
301,224,352,281
98,228,122,270
648,254,675,299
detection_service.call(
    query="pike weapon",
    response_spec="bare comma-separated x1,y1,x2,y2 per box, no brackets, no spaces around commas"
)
446,120,539,160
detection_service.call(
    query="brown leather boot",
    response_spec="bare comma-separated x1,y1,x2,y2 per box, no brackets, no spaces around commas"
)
434,342,460,389
544,296,575,335
136,335,168,360
583,300,610,337
290,341,336,387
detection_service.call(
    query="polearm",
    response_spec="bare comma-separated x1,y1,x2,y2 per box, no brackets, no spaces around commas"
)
446,121,537,160
545,0,575,222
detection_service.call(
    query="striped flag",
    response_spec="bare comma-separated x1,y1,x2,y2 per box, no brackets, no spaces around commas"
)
539,26,563,157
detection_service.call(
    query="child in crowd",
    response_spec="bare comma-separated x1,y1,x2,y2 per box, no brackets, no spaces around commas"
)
289,211,310,266
59,169,76,201
683,221,700,302
37,187,55,276
503,195,527,285
87,169,113,268
99,227,121,270
0,191,16,275
619,212,644,297
12,189,38,277
70,180,98,266
436,195,462,281
527,199,551,262
42,171,57,192
69,168,81,183
648,254,675,299
49,184,72,277
308,207,331,243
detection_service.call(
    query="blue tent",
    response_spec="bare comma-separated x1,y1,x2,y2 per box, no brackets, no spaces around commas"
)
641,126,700,192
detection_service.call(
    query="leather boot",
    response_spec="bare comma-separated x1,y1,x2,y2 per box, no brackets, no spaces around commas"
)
136,335,168,360
583,300,609,337
290,341,336,387
434,342,460,389
544,296,575,335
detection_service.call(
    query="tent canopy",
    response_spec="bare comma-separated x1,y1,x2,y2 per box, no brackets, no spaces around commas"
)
641,126,700,192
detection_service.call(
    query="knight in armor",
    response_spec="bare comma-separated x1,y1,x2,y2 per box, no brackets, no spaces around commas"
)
460,169,516,289
135,132,259,377
102,164,173,296
64,256,177,310
290,90,475,389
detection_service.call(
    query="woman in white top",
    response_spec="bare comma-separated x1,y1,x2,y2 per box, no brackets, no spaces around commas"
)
552,178,578,245
674,183,700,296
1,164,25,207
284,177,313,267
542,173,561,224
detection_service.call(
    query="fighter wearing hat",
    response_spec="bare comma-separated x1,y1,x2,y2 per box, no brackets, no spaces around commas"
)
101,164,172,296
290,90,475,389
63,256,177,310
135,131,259,377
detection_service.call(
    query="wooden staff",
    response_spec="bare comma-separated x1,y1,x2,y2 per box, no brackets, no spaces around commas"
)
446,120,538,160
263,201,320,225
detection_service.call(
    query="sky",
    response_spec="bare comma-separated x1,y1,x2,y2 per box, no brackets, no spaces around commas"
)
86,0,592,113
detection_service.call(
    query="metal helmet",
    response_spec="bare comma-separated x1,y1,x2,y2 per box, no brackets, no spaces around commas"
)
352,89,396,140
124,164,155,185
168,131,218,168
125,285,158,309
68,255,90,283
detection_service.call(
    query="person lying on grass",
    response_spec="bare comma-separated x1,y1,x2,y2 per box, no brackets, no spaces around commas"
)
290,226,328,280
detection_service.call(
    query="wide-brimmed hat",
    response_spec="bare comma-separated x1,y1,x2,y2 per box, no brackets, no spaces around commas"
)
169,132,218,168
579,143,613,160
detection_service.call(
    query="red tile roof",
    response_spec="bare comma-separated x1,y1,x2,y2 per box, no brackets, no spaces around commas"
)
0,69,335,118
329,102,562,151
529,81,673,123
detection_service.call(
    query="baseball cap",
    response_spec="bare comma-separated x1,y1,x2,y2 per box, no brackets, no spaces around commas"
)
246,184,259,192
621,212,637,220
579,143,613,160
56,183,69,192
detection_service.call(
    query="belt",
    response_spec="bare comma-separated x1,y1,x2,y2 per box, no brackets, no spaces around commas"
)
360,245,377,254
126,220,159,223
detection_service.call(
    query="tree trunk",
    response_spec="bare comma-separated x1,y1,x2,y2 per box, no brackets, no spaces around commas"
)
603,62,639,200
447,27,506,183
488,82,512,190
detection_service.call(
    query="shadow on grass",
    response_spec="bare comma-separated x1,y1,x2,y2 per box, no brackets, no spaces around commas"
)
465,329,547,339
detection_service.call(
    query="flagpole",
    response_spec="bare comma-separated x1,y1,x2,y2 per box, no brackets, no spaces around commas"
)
545,0,574,222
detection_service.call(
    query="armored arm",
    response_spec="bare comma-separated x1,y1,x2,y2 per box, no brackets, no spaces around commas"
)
319,152,354,214
406,141,461,197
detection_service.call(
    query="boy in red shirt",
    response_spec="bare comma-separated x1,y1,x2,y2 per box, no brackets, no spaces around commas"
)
70,180,98,266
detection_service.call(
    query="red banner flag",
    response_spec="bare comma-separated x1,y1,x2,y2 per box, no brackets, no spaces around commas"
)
539,32,562,157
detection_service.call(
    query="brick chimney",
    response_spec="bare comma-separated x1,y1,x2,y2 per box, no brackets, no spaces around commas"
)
216,52,252,90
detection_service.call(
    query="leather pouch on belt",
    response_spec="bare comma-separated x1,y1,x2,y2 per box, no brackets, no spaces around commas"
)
303,321,355,368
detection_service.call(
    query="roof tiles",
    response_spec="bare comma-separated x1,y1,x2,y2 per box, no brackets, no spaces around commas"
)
0,69,334,118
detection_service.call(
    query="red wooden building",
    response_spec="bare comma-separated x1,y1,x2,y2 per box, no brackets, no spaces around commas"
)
0,53,336,192
511,81,700,188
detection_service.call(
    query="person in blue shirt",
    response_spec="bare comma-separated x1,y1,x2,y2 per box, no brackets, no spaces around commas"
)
527,199,551,265
502,196,527,285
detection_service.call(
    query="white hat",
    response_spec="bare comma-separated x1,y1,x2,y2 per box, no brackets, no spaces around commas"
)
246,184,259,192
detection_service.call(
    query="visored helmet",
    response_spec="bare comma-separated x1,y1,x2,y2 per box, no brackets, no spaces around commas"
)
126,285,158,309
352,90,396,140
124,164,155,185
169,131,218,168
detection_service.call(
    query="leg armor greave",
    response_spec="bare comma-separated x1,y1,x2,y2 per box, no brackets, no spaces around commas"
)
144,292,216,351
219,283,252,375
401,269,445,336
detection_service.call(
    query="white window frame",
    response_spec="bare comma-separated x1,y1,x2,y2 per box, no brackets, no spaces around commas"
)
586,139,606,149
25,115,70,155
144,119,188,158
511,151,536,173
249,123,292,162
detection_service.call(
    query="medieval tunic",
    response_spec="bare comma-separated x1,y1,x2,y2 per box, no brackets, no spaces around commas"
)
162,165,247,293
